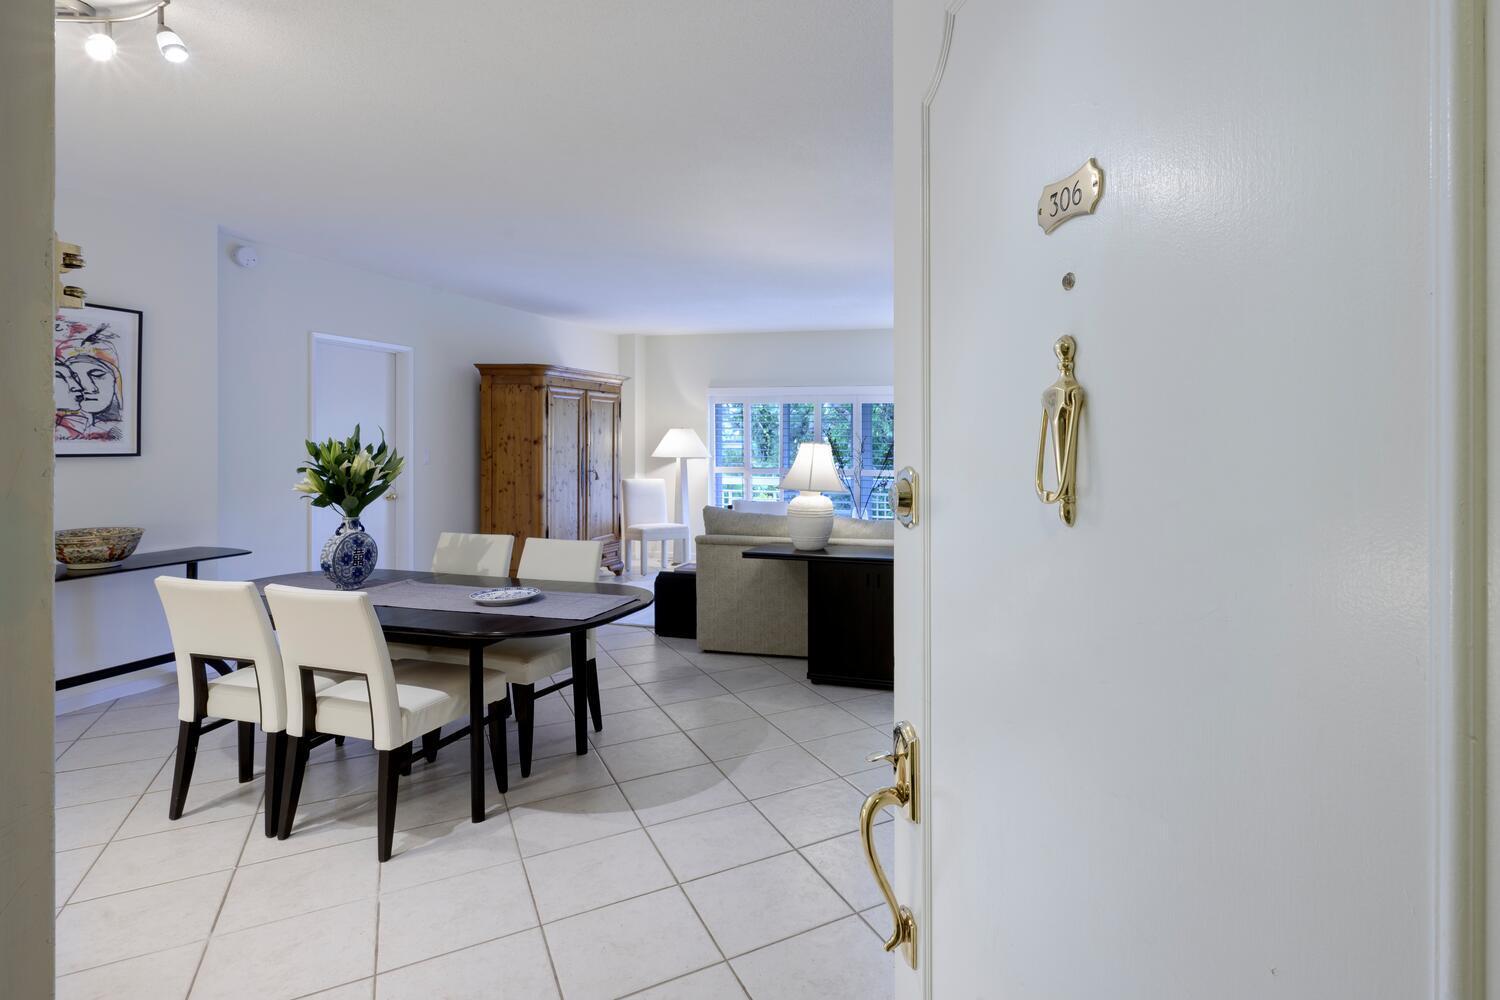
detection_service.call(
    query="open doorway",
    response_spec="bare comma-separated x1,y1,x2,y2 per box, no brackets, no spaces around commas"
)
307,332,415,571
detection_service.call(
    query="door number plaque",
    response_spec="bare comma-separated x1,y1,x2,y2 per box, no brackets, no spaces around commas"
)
1037,158,1103,234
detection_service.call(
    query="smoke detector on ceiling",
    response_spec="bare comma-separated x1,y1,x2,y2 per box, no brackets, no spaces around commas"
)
232,245,259,269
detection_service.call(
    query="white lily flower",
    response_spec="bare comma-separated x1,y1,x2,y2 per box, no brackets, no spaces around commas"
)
293,473,320,494
350,450,376,476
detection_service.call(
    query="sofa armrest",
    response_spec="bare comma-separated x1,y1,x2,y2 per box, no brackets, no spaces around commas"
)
694,535,808,657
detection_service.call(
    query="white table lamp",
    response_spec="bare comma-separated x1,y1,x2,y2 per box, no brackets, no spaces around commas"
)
779,442,847,550
652,428,708,563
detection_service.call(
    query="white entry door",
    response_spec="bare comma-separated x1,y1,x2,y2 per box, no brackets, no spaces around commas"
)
889,1,1480,997
310,336,408,570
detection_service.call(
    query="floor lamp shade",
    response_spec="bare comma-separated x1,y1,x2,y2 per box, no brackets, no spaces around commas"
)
653,428,707,563
652,428,708,461
779,442,847,550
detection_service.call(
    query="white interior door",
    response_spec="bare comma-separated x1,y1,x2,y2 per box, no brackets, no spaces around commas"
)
310,336,405,569
891,0,1479,997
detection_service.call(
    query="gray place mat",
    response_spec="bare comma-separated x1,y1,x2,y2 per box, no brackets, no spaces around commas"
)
263,574,636,621
364,579,634,620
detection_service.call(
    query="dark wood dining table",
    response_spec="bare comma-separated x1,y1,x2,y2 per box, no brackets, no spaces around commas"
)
254,568,653,823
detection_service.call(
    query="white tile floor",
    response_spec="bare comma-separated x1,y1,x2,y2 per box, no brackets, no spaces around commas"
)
53,624,896,1000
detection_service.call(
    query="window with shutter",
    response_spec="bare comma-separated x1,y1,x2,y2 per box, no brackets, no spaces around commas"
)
706,387,894,519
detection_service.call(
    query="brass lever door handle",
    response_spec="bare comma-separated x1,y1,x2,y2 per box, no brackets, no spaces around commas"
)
1034,335,1084,526
860,721,920,970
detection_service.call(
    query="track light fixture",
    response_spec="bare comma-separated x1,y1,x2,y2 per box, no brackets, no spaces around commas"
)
56,1,190,65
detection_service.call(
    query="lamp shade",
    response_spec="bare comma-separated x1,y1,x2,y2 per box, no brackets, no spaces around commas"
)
780,442,847,493
652,428,708,459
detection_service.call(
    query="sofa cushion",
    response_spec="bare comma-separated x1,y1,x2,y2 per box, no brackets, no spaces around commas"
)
702,506,789,538
700,506,895,542
831,517,895,541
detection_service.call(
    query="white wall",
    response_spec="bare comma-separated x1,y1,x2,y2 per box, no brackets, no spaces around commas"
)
49,203,620,687
217,234,620,582
52,189,220,680
626,328,893,539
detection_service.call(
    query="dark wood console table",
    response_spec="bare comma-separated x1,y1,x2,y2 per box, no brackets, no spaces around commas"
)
741,543,893,690
55,546,251,690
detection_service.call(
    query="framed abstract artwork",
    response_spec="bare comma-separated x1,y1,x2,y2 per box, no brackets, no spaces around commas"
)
53,303,143,457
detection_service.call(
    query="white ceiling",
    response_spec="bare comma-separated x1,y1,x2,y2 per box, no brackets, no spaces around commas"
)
54,1,892,333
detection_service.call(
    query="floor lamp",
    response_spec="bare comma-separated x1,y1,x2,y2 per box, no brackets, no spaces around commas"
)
653,428,707,565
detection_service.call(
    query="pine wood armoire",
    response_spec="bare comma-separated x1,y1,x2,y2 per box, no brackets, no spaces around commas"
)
476,364,626,575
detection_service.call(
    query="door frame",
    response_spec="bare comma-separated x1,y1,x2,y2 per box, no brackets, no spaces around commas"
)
306,332,416,571
896,0,1488,996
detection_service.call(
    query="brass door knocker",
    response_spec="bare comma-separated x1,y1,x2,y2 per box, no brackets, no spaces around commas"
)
1035,336,1083,526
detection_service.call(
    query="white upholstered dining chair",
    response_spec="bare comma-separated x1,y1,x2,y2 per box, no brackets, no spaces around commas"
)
480,537,605,776
264,584,511,861
388,530,519,764
430,531,515,577
155,576,336,838
376,536,606,778
622,478,689,576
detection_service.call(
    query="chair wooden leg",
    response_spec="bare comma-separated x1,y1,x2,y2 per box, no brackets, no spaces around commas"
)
586,658,603,732
277,735,310,840
486,701,508,794
513,683,535,778
264,731,287,838
423,728,441,764
376,747,402,863
236,721,255,783
640,538,648,576
168,720,201,820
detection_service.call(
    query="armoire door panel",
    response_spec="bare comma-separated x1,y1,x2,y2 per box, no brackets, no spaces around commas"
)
545,387,583,540
585,392,619,542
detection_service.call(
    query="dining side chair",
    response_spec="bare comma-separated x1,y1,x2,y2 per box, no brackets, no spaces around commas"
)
155,576,337,838
389,530,519,765
622,477,690,576
264,584,511,862
476,537,605,777
430,531,516,577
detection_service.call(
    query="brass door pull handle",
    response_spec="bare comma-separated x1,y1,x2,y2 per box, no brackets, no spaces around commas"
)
1035,335,1084,526
860,721,920,970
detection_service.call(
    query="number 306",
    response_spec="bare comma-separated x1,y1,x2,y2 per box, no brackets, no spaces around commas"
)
1050,181,1083,217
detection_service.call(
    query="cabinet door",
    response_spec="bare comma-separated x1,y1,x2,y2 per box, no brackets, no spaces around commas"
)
544,386,583,540
584,390,620,545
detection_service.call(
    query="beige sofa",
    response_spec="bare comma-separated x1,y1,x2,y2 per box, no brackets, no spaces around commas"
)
694,506,895,657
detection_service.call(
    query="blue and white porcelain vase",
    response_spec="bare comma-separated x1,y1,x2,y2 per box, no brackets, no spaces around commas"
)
320,516,378,590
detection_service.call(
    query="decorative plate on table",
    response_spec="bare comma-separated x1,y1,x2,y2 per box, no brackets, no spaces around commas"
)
470,586,541,607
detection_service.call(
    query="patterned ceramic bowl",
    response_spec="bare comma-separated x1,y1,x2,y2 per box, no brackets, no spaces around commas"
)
55,527,144,569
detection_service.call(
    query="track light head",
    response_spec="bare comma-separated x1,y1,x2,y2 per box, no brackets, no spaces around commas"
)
62,3,191,65
156,24,188,62
82,22,116,61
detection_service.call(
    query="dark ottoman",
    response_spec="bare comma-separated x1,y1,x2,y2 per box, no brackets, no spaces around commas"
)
654,563,697,639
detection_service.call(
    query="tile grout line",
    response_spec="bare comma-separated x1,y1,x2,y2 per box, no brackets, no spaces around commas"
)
509,815,567,1000
66,697,119,741
184,810,260,997
52,637,891,997
584,725,739,996
60,752,176,910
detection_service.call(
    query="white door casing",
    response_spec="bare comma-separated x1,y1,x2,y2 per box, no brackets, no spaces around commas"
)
308,333,416,571
892,1,1485,998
